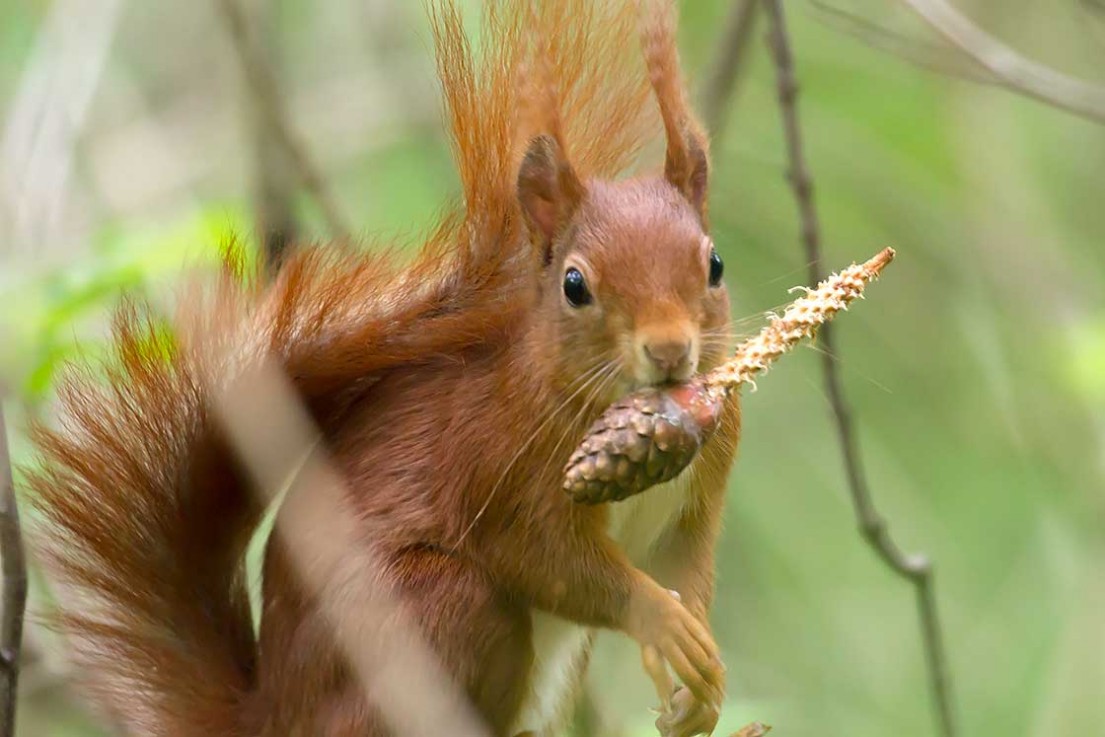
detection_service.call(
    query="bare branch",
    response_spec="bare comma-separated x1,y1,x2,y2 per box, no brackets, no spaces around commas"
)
760,2,958,736
242,0,299,273
898,0,1105,124
214,0,352,240
807,1,999,85
699,0,760,139
0,404,27,737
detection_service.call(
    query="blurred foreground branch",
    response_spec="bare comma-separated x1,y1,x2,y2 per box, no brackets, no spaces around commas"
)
213,360,488,737
0,405,27,737
215,0,351,240
0,0,121,259
760,2,958,736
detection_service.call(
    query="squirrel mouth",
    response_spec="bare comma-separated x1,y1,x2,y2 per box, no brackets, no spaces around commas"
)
631,364,698,391
627,374,693,395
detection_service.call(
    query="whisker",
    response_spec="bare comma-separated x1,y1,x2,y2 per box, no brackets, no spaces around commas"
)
761,258,820,286
798,342,894,394
530,360,624,491
715,300,798,329
451,356,619,549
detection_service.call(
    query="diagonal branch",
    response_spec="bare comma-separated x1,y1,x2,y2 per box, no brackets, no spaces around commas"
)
0,404,27,737
212,360,489,737
807,0,1000,86
214,0,352,240
760,2,958,736
898,0,1105,125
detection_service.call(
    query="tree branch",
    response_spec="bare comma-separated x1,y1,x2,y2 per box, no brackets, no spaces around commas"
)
0,404,27,737
214,0,352,241
760,2,958,736
240,0,299,273
807,0,999,86
699,0,760,139
898,0,1105,125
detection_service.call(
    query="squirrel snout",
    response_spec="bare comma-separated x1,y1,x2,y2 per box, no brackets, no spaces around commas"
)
640,337,696,382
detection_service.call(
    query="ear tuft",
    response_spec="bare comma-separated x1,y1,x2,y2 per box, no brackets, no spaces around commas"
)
639,0,710,224
517,135,585,257
665,126,709,224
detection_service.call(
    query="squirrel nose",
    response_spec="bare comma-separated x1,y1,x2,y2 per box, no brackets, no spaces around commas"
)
643,340,692,377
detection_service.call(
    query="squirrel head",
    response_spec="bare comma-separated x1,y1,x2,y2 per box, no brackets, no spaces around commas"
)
517,133,730,403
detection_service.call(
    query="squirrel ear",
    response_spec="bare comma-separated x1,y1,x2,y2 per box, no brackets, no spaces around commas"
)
665,128,709,223
517,135,585,263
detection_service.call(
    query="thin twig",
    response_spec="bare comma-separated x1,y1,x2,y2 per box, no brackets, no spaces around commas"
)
214,0,352,240
898,0,1105,125
760,3,957,737
241,0,299,272
0,404,28,737
1081,0,1105,51
699,0,760,138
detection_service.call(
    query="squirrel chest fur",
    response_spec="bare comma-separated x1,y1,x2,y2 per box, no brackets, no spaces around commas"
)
517,475,693,733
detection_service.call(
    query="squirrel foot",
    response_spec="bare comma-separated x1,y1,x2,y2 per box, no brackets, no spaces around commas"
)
655,686,721,737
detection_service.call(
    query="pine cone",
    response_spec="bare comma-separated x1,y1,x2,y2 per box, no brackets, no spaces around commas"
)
563,382,724,504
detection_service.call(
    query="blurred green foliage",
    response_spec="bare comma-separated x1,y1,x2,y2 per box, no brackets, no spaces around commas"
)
3,208,245,404
3,1,1105,736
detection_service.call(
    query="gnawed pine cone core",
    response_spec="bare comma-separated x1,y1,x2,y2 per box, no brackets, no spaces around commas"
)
563,247,895,504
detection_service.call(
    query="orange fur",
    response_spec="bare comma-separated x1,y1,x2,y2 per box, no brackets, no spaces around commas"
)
27,2,737,736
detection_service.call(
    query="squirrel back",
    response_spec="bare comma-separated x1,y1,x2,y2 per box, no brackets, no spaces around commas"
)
26,1,725,734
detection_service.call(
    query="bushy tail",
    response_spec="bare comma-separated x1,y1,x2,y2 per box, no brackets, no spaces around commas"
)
27,298,260,736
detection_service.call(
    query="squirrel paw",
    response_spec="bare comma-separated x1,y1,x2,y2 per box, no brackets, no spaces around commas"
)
655,686,720,737
629,582,725,710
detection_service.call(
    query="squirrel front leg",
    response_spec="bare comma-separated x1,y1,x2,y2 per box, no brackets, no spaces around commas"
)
646,398,740,736
651,395,739,623
646,504,725,737
485,509,725,709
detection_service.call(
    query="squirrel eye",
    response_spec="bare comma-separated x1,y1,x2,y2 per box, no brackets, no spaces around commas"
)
708,249,724,287
563,267,592,307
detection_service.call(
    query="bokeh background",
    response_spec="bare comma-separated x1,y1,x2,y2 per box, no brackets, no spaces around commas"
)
2,1,1104,735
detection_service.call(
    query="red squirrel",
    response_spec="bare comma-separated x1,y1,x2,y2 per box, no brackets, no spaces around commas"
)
27,1,741,735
